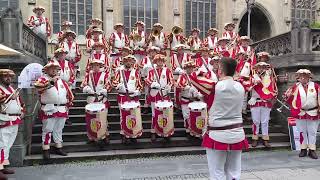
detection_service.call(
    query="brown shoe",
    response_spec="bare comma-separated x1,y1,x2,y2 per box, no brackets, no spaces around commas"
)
263,140,271,148
151,133,157,143
0,171,7,180
1,168,14,174
308,150,318,159
251,139,258,147
299,149,308,157
55,148,68,156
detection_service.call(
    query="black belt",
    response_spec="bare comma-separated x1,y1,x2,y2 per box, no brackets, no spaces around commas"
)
118,92,134,95
41,103,66,106
0,113,21,116
207,123,243,131
302,107,318,111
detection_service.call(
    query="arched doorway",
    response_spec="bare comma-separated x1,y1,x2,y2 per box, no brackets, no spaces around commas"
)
239,6,272,42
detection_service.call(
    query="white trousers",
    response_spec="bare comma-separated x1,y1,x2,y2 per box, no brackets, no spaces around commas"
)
242,92,248,113
181,104,190,132
250,107,271,140
42,117,66,150
296,119,320,150
206,149,242,180
0,125,18,165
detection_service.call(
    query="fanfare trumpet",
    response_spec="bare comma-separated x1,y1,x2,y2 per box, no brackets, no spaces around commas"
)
1,88,22,112
276,98,290,112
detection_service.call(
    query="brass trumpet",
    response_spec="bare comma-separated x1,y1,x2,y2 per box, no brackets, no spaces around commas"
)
129,28,142,42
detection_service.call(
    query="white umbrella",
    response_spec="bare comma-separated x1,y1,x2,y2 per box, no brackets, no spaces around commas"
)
0,44,23,56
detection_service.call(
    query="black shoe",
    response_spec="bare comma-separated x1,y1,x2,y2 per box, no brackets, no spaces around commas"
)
164,137,171,143
0,171,7,180
151,133,157,143
1,168,14,175
130,138,138,144
121,135,129,145
251,140,258,147
43,150,50,160
262,140,271,148
103,137,110,145
142,107,150,114
55,148,68,156
308,150,318,159
299,149,308,157
86,140,95,144
66,120,72,126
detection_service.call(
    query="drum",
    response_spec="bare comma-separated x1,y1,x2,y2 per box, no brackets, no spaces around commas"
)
120,101,143,138
153,100,174,137
85,102,108,140
188,101,207,137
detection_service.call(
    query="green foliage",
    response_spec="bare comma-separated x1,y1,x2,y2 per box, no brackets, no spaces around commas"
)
311,22,320,29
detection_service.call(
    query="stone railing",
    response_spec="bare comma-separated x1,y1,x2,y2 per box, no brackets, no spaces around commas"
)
251,32,292,56
22,24,47,59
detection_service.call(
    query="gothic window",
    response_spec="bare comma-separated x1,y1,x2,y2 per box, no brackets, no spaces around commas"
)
123,0,159,35
52,0,92,35
0,0,18,13
291,0,317,26
185,0,216,38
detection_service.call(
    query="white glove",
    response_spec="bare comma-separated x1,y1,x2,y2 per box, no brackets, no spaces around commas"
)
83,86,94,94
184,85,191,91
175,67,184,75
99,89,108,96
34,20,40,26
151,82,161,89
189,86,198,95
197,92,204,99
130,90,140,97
253,74,261,84
248,97,257,106
116,83,126,92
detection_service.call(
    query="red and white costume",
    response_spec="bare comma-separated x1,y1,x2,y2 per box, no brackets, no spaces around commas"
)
145,66,174,134
188,37,202,51
27,15,51,39
190,75,248,180
86,37,107,51
248,63,277,141
149,32,167,50
170,34,185,51
286,79,320,150
232,45,256,64
85,50,109,73
35,75,74,150
51,58,76,85
0,84,25,167
109,32,129,56
130,30,147,63
222,31,239,42
113,66,143,137
203,36,218,50
82,70,111,141
60,40,82,68
214,45,231,57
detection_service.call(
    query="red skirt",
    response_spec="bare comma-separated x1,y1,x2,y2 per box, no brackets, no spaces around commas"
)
202,133,249,151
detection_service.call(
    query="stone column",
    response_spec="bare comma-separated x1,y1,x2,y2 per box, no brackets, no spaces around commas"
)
104,0,115,37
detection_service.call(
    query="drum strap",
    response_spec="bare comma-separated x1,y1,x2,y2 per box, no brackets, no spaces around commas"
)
207,123,243,131
41,103,66,106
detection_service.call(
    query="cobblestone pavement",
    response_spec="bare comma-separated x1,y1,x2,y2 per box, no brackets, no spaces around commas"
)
8,150,320,180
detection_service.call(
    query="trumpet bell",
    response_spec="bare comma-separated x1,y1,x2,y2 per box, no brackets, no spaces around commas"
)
172,26,182,35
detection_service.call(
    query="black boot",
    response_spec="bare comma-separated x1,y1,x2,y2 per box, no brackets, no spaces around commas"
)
103,136,110,145
262,140,271,148
299,149,308,157
121,135,128,145
66,119,72,126
251,139,258,147
55,148,68,156
308,150,318,159
0,171,7,180
151,133,157,143
1,166,14,174
43,150,50,160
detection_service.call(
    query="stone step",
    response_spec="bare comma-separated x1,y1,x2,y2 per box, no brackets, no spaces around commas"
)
29,133,289,155
74,92,174,100
24,142,291,166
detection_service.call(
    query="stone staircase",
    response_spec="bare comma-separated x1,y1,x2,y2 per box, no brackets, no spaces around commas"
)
24,85,290,165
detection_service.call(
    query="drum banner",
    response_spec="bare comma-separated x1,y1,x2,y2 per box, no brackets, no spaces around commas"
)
153,107,174,137
189,111,207,137
85,111,108,141
120,108,143,138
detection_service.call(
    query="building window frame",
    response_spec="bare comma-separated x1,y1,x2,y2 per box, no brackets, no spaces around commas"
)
185,0,216,38
0,0,18,12
52,0,92,35
123,0,159,34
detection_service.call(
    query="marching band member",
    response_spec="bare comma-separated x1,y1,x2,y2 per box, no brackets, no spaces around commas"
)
222,22,239,45
145,54,174,142
86,28,107,53
284,69,320,159
112,47,133,73
203,28,219,50
148,23,168,54
167,25,185,52
190,57,248,180
57,21,72,43
51,48,76,87
34,61,74,160
109,23,129,60
248,62,277,148
27,6,51,39
81,59,111,147
0,69,25,176
112,55,143,144
176,61,203,137
214,37,231,57
86,18,103,39
140,46,160,114
85,42,109,73
129,21,147,64
60,30,82,78
187,28,202,58
171,44,191,108
233,36,256,64
256,52,270,63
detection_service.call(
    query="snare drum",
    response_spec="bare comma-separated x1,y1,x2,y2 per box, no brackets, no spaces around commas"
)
120,101,143,138
153,100,174,137
188,101,207,137
85,102,108,140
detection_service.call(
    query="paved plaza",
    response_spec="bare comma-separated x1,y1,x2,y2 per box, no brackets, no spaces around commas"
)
7,150,320,180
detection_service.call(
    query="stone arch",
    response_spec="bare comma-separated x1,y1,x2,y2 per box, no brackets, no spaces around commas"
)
237,3,275,42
